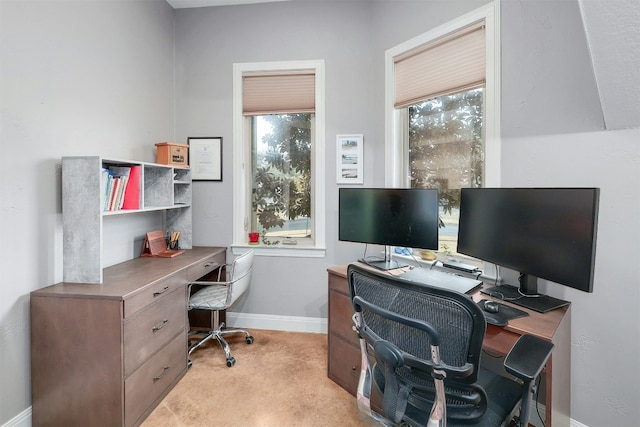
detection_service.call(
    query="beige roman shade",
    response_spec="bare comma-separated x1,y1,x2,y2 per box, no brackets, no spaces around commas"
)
394,21,486,108
243,70,315,115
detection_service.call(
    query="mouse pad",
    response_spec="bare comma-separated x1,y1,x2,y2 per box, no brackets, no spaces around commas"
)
478,299,529,326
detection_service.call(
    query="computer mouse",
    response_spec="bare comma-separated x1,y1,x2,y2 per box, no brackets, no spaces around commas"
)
483,300,500,314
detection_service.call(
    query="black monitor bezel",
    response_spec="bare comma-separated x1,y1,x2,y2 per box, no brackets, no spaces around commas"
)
458,187,599,294
338,187,439,250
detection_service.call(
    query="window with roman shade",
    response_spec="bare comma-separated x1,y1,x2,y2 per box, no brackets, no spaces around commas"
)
242,70,316,115
384,3,500,259
232,60,326,257
394,21,486,108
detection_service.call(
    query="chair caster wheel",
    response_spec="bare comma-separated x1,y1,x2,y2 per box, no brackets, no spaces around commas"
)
187,359,193,369
226,357,236,367
246,335,254,344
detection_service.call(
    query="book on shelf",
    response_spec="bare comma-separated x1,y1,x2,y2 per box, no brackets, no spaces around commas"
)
101,165,139,212
121,165,141,210
107,176,120,211
101,168,111,211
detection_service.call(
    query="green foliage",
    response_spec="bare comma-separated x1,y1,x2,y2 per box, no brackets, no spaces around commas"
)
252,114,312,233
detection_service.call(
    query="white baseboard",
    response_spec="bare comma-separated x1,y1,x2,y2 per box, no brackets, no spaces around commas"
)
571,418,589,427
527,402,589,427
2,406,30,427
226,311,328,334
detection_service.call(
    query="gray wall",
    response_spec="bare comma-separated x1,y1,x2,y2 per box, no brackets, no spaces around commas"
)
0,0,175,424
1,0,638,426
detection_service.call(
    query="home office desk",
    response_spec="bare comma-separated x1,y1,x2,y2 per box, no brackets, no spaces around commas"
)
31,246,226,427
327,264,571,427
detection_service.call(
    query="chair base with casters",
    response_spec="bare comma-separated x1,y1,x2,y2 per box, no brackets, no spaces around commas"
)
187,309,254,367
187,249,255,367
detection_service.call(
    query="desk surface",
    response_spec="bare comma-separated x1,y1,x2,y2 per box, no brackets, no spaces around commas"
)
34,246,227,299
327,263,569,347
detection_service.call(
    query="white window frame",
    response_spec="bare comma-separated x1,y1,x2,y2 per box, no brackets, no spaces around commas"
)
232,60,326,257
384,2,501,189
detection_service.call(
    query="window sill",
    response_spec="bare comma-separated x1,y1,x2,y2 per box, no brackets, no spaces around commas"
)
231,244,326,258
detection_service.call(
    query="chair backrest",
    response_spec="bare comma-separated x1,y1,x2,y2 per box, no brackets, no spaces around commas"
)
347,264,487,423
227,249,255,305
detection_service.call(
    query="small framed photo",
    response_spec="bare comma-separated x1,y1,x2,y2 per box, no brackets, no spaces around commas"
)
336,134,364,184
188,137,222,181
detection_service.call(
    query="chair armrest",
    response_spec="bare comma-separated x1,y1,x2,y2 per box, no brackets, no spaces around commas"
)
504,334,554,382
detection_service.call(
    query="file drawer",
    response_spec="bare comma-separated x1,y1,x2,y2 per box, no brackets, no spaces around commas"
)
329,288,359,347
328,333,361,396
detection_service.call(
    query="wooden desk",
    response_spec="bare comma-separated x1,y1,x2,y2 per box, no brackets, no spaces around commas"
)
31,247,226,427
327,264,571,427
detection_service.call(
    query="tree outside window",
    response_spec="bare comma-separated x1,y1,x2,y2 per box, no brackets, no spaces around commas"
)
251,114,312,243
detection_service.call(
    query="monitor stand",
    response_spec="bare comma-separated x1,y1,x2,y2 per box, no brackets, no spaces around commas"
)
359,246,408,271
361,258,405,271
481,284,570,313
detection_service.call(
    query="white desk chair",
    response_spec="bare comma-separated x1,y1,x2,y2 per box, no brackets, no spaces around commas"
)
187,249,255,367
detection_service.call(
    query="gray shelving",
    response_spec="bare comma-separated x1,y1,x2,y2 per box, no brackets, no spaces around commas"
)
62,156,192,283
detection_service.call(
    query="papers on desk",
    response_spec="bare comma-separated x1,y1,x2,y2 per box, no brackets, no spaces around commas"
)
397,267,483,294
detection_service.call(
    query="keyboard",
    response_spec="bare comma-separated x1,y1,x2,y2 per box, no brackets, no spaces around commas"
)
397,268,483,294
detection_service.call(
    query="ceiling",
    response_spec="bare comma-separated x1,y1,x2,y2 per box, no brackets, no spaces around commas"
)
166,0,286,7
166,0,639,130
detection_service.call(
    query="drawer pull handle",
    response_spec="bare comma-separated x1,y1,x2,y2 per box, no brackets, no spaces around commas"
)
153,286,170,297
153,366,170,382
152,319,169,332
204,262,218,269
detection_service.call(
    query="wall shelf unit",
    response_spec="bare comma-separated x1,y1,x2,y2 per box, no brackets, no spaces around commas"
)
62,156,192,284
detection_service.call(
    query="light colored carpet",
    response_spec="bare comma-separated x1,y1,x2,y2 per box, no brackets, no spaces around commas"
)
142,329,375,427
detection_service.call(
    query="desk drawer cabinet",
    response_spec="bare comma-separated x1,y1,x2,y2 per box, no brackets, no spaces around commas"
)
31,247,225,427
31,288,187,427
327,268,361,395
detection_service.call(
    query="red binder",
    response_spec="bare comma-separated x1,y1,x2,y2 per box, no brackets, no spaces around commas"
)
122,165,141,210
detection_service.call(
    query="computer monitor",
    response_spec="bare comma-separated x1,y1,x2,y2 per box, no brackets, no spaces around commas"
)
339,188,439,270
458,187,599,312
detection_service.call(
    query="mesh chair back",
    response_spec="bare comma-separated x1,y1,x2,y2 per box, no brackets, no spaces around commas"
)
348,264,487,422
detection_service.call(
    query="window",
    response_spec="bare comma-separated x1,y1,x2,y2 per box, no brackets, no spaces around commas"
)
232,60,326,257
251,114,312,241
385,2,500,257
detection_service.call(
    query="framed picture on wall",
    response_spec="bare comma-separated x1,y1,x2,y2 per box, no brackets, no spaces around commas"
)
336,134,364,184
188,137,222,181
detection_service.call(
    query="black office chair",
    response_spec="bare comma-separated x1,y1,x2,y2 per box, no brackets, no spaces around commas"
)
347,264,553,427
187,249,255,367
